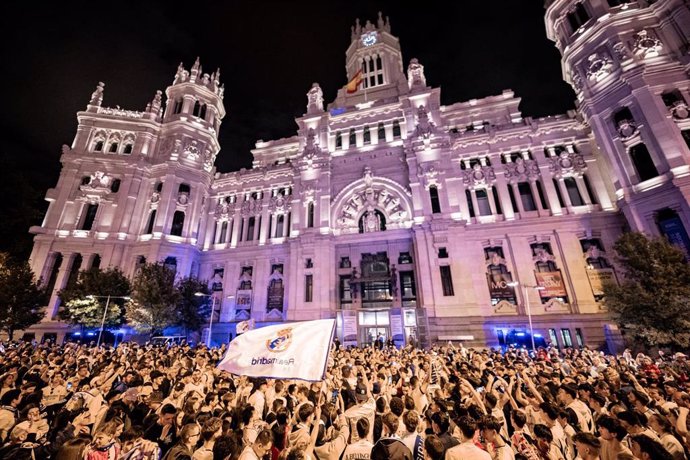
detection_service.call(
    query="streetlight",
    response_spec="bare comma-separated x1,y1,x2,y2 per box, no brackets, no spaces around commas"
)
195,292,218,347
506,282,545,353
86,295,131,348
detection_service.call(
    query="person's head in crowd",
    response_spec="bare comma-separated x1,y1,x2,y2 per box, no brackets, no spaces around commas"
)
430,411,451,436
573,432,600,460
297,401,314,424
159,403,177,426
375,396,387,414
557,383,578,405
648,412,674,436
423,435,444,460
2,389,22,408
533,423,553,452
381,412,399,437
596,415,627,442
403,394,415,411
54,437,90,460
179,422,201,449
252,428,273,458
538,402,558,427
617,410,645,431
403,410,420,434
389,396,404,417
510,409,527,431
479,415,502,444
355,416,370,441
456,415,477,442
630,434,674,460
201,416,223,443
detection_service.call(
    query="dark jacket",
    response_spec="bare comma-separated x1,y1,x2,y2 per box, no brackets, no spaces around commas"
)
371,437,413,460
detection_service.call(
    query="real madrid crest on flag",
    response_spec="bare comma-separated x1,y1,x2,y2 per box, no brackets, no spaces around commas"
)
266,328,292,352
217,319,335,381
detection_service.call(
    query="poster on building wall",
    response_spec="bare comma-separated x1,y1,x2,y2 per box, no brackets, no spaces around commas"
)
659,215,690,260
390,308,404,344
587,268,617,296
235,289,252,318
266,279,284,313
342,311,358,347
211,268,224,292
534,271,567,297
486,272,515,299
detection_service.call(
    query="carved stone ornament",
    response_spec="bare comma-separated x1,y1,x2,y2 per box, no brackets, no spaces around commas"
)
671,100,690,120
549,151,587,178
204,148,216,172
151,192,160,204
79,171,112,201
336,169,408,231
184,140,200,160
462,163,496,189
585,53,613,82
413,105,436,139
89,82,105,106
612,42,630,61
300,184,316,204
268,194,292,215
494,300,518,315
215,200,236,220
407,58,426,89
306,83,324,114
301,128,322,167
633,30,663,58
177,192,190,206
616,118,638,140
417,163,440,189
532,245,556,264
570,71,583,93
503,157,541,184
240,197,263,217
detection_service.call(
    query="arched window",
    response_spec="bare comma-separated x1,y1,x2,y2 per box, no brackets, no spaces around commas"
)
358,209,386,233
349,128,356,147
567,3,590,33
629,143,659,182
178,183,191,194
109,143,119,153
429,186,441,214
199,104,207,120
335,132,342,150
145,210,156,234
393,120,401,139
94,141,104,152
377,122,385,142
91,254,101,270
123,144,133,154
363,126,371,145
193,100,202,117
81,176,91,186
110,179,121,193
66,254,82,288
170,211,185,236
164,256,177,272
155,182,163,193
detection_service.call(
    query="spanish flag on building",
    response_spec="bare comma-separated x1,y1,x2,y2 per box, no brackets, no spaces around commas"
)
346,70,363,94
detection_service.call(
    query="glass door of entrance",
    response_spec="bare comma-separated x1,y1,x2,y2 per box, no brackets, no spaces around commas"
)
362,327,388,347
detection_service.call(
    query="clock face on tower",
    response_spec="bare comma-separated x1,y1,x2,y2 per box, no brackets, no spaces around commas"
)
361,31,378,47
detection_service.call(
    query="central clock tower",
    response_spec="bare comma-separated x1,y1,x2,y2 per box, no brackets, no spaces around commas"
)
341,12,408,101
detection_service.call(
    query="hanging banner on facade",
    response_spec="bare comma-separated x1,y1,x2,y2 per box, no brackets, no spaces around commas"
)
534,271,567,297
587,268,617,296
211,268,224,292
390,308,404,343
266,280,284,313
486,272,515,299
342,311,358,347
235,290,252,315
659,215,690,260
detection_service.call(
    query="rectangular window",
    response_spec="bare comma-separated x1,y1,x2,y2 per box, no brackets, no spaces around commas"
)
398,252,413,264
399,271,416,299
305,275,313,302
476,189,492,216
518,182,537,211
565,178,584,206
429,186,441,214
575,328,584,348
80,203,99,231
549,328,559,348
340,257,351,269
560,328,573,347
339,275,352,302
440,265,455,296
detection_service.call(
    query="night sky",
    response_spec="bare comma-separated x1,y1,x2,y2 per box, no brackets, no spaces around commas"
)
1,1,575,256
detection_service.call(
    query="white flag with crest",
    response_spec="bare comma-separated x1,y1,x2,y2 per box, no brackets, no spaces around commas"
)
218,319,335,381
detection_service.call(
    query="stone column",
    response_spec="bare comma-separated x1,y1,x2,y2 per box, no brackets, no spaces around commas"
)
575,176,592,205
495,177,515,220
540,177,563,216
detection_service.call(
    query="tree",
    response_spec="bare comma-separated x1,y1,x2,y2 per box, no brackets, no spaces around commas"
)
58,267,131,329
175,277,211,337
125,262,181,334
0,253,47,339
603,232,690,349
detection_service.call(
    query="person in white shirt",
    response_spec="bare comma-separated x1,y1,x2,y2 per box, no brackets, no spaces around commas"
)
238,428,273,460
479,416,515,460
445,416,491,460
247,378,267,421
343,417,375,460
557,384,593,433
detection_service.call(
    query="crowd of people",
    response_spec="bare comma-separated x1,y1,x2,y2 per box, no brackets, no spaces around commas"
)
0,337,688,460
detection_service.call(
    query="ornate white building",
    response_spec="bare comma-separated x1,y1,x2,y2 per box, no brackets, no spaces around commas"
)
27,4,690,348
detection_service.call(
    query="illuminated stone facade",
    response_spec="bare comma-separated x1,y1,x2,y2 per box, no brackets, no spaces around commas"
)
27,6,690,347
